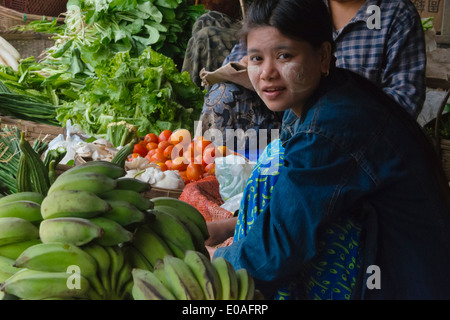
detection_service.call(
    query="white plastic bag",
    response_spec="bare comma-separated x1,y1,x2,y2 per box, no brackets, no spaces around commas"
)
44,120,87,164
215,154,255,202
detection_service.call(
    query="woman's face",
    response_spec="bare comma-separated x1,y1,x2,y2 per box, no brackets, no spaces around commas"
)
247,26,331,116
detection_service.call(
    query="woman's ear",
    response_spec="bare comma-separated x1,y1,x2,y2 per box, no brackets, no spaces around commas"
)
319,41,332,75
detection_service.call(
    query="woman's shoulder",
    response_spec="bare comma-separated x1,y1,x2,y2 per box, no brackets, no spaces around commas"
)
289,68,398,148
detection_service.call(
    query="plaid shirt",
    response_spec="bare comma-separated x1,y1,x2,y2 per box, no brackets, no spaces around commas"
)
328,0,426,118
226,0,426,118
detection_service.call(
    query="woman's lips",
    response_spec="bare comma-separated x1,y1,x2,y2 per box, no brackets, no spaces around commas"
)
262,87,285,99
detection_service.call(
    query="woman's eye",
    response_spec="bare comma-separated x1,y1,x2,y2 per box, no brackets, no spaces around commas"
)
249,55,262,62
279,53,291,60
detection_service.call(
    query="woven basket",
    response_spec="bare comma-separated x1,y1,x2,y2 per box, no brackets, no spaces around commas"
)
0,30,55,60
0,115,64,145
425,90,450,181
0,5,65,31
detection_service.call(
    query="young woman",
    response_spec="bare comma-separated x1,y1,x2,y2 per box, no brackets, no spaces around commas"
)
210,0,450,300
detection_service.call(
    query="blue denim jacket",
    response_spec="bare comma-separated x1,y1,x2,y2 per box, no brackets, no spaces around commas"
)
214,68,450,299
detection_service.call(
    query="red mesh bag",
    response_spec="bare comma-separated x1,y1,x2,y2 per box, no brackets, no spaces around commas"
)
4,0,68,17
179,175,233,222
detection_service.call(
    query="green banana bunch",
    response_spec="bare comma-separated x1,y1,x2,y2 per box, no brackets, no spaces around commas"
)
13,242,106,299
1,268,91,300
130,253,260,300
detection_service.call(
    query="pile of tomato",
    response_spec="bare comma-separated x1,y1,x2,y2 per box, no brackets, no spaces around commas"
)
129,128,234,184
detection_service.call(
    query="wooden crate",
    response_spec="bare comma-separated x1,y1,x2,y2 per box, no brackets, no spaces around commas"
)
144,187,183,199
0,115,64,144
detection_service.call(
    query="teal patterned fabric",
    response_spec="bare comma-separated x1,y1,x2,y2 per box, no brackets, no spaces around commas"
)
233,139,361,300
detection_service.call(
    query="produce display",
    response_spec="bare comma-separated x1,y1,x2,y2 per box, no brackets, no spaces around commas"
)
130,128,235,184
0,0,262,301
0,153,261,300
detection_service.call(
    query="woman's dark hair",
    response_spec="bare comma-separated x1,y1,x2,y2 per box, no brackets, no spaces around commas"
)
240,0,335,52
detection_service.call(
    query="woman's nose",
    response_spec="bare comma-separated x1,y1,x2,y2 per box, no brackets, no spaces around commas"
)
260,60,278,81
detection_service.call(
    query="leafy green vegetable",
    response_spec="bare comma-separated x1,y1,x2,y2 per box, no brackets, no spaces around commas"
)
56,47,205,137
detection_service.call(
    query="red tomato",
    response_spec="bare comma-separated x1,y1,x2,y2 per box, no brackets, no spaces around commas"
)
144,133,159,144
171,156,189,171
159,130,172,142
156,162,168,171
133,143,148,157
128,153,140,161
186,163,204,182
146,142,158,151
151,152,167,164
158,140,172,151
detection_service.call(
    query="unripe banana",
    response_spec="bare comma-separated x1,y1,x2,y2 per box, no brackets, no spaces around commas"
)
48,171,117,195
0,255,22,283
184,250,222,300
132,226,173,267
99,189,153,211
89,217,134,246
163,255,205,300
123,244,153,272
146,210,196,254
151,197,209,240
14,242,107,299
81,243,111,293
0,217,40,246
1,268,91,300
0,192,45,206
115,259,133,298
58,160,126,179
116,177,151,193
131,268,176,300
102,200,146,227
105,245,124,294
14,242,98,279
40,190,111,220
0,239,42,260
0,200,42,224
212,257,239,300
153,259,170,289
236,268,255,300
39,217,104,246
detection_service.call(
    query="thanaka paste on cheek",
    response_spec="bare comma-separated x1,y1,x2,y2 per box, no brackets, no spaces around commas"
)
248,65,261,94
282,62,314,94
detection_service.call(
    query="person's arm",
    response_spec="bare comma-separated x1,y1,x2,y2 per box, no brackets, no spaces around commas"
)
213,132,369,297
380,4,426,118
205,217,237,247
